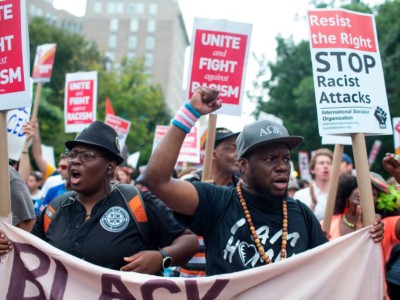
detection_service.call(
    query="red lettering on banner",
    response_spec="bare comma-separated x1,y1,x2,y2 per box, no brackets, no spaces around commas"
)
6,242,67,299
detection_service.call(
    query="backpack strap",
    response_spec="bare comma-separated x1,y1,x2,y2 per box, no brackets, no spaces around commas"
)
113,184,152,249
43,191,76,233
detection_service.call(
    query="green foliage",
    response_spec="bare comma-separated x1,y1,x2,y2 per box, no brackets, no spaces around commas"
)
252,0,400,175
29,17,102,107
376,185,400,212
29,18,171,165
96,57,171,166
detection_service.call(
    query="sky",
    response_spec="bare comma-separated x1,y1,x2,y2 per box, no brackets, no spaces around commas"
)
52,0,385,131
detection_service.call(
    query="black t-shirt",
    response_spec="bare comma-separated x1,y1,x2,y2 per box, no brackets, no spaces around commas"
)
32,189,185,270
175,182,328,275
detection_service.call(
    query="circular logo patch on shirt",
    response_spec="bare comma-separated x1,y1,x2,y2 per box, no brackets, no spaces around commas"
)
100,206,130,232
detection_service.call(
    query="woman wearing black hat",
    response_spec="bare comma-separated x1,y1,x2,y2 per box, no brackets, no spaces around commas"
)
1,121,198,275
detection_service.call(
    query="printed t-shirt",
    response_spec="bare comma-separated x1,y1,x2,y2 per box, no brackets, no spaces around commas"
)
175,182,328,275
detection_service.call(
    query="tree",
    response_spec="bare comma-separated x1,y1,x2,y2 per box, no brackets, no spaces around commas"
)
95,57,171,166
251,0,400,176
28,18,171,165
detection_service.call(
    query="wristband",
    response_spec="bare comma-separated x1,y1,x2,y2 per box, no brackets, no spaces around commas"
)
172,103,200,133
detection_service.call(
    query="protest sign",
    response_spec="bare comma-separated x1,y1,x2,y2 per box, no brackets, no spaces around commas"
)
321,135,351,145
152,124,201,163
186,18,252,116
0,0,30,110
0,219,383,299
31,43,56,83
368,139,382,165
64,71,97,133
393,117,400,154
308,9,392,136
104,114,131,151
7,106,30,160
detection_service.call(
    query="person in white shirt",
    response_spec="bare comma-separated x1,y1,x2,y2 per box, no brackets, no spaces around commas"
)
293,148,333,221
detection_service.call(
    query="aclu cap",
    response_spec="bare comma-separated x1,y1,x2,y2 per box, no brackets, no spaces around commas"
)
236,120,303,158
65,121,125,165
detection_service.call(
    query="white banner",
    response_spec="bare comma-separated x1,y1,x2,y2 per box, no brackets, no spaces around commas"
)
0,219,383,299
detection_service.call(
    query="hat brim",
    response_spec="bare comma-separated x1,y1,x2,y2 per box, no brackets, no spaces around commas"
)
240,136,303,157
215,132,240,147
65,140,125,165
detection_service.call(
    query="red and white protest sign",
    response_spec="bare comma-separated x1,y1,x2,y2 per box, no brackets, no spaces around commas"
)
187,18,252,116
152,124,201,163
64,71,97,133
105,114,131,151
308,9,392,136
0,0,30,110
32,43,57,83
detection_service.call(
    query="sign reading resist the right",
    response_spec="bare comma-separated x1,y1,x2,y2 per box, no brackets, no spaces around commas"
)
308,9,392,136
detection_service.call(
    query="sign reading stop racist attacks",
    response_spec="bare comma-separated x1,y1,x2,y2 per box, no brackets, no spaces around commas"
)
187,18,252,116
0,0,30,110
64,71,97,133
32,43,57,83
308,9,392,136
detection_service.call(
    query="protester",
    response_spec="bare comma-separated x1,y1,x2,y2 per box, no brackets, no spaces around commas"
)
29,120,70,206
8,165,36,232
294,148,333,220
142,87,384,275
116,166,134,184
179,127,240,277
340,153,354,176
27,171,44,216
322,173,400,299
1,121,199,274
287,178,300,198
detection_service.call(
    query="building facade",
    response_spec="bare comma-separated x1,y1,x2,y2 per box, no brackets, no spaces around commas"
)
27,0,189,113
83,0,189,113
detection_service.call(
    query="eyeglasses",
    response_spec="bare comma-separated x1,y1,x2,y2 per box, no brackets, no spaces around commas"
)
63,150,98,162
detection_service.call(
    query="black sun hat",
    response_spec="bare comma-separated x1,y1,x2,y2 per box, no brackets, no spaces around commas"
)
236,120,303,158
214,127,240,148
65,121,125,165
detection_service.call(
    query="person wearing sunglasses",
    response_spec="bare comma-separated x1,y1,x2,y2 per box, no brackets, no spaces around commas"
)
0,121,199,274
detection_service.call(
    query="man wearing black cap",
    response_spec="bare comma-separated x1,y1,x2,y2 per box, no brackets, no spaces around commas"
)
0,121,199,274
143,87,384,275
190,127,240,186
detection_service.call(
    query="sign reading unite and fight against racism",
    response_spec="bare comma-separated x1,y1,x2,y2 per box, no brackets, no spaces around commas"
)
0,0,30,110
308,9,392,136
152,124,201,163
187,18,252,116
32,43,57,83
105,114,131,151
64,71,97,133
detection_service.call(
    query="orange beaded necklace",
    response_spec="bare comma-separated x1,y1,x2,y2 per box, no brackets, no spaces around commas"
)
236,179,288,264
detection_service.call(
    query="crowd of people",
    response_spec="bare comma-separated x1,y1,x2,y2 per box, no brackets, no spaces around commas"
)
0,87,398,297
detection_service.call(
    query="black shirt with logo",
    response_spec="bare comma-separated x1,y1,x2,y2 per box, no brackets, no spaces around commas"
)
175,182,328,275
31,189,185,270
